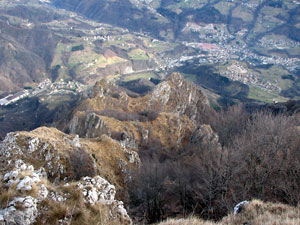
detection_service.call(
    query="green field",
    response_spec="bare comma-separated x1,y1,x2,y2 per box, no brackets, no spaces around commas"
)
123,72,158,82
128,49,149,60
248,86,288,103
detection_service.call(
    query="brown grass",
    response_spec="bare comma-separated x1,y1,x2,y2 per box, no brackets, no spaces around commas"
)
33,181,125,225
12,126,133,200
158,200,300,225
158,217,215,225
28,183,39,198
61,183,82,202
0,189,15,208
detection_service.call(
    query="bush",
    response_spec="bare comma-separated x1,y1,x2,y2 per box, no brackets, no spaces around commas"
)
69,148,95,180
138,110,159,121
228,112,300,205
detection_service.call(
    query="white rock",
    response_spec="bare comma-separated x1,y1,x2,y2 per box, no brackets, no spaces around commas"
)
49,192,66,202
86,187,99,204
0,196,38,225
15,159,25,168
20,164,27,170
78,176,116,204
17,176,34,191
28,137,40,153
38,184,49,200
27,165,34,172
3,170,19,181
71,135,81,148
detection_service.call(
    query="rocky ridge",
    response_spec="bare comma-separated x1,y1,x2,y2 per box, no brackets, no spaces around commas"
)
67,73,212,150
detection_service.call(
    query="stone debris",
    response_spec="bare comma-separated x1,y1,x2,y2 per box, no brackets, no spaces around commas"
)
78,176,116,204
3,161,44,194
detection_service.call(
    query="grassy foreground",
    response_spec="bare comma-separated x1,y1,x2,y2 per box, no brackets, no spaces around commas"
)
158,200,300,225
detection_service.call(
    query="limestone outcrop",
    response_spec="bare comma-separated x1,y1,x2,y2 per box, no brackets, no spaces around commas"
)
0,127,135,225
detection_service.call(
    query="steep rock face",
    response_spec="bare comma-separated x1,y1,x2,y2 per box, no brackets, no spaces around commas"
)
0,127,138,224
67,73,211,149
69,112,111,138
148,73,210,121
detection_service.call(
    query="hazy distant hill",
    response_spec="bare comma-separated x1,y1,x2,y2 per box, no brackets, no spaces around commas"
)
0,1,171,94
53,0,300,43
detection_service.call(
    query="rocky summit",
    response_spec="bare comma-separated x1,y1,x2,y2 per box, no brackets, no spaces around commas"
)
67,73,211,149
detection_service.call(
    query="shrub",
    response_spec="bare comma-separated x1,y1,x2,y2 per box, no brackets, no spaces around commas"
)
69,148,96,180
138,110,159,121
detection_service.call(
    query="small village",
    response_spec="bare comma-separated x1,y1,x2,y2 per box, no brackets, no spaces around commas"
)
221,63,281,92
0,79,85,106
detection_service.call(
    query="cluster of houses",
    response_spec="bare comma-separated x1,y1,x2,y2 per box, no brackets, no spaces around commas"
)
0,79,85,106
0,90,30,106
222,63,281,92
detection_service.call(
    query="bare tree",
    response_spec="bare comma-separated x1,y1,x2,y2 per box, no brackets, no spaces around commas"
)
208,104,249,146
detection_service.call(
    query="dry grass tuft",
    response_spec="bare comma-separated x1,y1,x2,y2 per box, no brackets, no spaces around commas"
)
34,182,125,225
222,199,300,225
61,183,82,202
158,217,215,225
158,200,300,225
28,183,39,198
0,189,15,208
46,201,69,223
